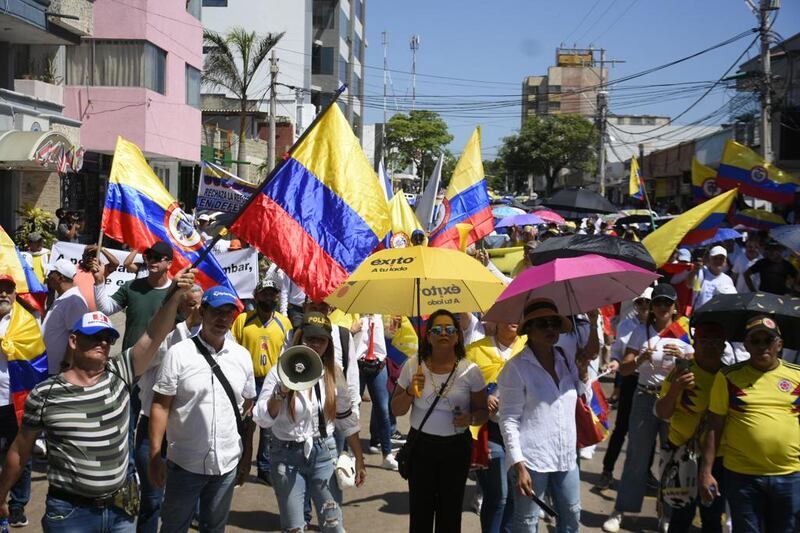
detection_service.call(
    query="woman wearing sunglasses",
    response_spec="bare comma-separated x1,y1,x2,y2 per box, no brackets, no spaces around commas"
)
392,309,488,532
497,298,591,533
603,283,694,533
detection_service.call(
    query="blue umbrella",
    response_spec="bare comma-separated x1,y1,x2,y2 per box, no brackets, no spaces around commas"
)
492,206,525,219
495,213,544,229
685,227,743,249
770,224,800,252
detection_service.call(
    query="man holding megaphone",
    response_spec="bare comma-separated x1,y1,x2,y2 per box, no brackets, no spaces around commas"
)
253,312,366,533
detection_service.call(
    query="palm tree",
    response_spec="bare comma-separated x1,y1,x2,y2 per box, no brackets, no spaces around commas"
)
203,27,284,178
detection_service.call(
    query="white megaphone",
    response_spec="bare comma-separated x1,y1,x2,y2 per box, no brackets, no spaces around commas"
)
277,345,324,391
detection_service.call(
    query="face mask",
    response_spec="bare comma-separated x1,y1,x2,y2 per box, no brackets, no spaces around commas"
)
258,300,278,313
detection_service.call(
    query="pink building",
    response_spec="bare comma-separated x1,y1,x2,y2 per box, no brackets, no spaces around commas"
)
63,0,202,231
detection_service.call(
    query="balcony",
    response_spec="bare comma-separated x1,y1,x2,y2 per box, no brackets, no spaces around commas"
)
0,0,93,45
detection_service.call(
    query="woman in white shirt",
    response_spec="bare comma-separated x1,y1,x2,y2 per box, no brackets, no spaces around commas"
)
252,312,366,533
603,284,693,533
498,298,591,533
392,309,488,532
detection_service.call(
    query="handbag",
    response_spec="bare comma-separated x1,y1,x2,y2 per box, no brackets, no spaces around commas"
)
555,347,605,448
112,474,141,518
396,362,457,480
659,415,706,509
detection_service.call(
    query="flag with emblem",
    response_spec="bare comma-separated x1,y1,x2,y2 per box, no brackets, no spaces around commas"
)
716,140,799,204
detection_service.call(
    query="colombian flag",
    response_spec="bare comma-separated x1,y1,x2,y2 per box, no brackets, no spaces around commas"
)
729,208,786,230
643,188,737,267
629,157,644,200
0,226,47,315
231,104,391,302
428,128,493,249
383,193,424,249
716,140,799,204
691,158,719,204
2,302,47,424
590,380,610,433
659,316,692,344
102,137,235,292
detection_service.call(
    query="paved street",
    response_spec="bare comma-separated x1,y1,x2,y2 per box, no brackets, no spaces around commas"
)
19,379,681,532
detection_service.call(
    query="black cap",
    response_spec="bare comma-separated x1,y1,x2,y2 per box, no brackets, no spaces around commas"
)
144,241,174,260
651,283,677,302
745,314,781,337
301,312,332,340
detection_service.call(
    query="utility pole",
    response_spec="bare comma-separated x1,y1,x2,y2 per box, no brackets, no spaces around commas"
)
268,50,278,172
295,88,303,137
597,90,608,195
410,35,420,111
758,0,777,163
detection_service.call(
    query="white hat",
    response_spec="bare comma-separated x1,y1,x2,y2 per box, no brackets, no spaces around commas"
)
709,245,727,258
197,214,211,222
676,248,691,262
637,287,653,301
46,258,77,280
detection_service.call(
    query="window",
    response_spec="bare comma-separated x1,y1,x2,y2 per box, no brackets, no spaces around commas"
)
630,117,643,125
313,1,335,29
351,73,361,96
339,56,348,84
339,9,349,42
312,46,334,75
66,40,167,94
202,0,227,6
186,0,201,19
548,85,561,94
186,64,201,108
352,33,362,58
354,0,363,21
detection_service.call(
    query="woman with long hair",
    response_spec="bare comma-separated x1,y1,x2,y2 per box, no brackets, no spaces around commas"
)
252,312,366,533
602,284,694,533
498,298,592,533
392,309,488,532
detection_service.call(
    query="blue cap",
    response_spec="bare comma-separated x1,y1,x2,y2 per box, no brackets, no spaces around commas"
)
202,285,240,308
676,248,691,262
71,312,120,338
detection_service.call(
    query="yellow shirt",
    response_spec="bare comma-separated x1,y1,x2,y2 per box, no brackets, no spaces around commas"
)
231,310,292,378
466,335,527,386
658,360,717,447
31,255,45,284
709,360,800,476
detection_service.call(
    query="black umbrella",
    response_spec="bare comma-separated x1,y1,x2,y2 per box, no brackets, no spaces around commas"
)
543,188,619,215
691,292,800,350
531,234,657,271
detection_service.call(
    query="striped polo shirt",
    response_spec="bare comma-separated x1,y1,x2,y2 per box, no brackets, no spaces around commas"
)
22,350,134,498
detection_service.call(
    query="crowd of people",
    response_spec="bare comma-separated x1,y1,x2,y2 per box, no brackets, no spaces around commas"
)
0,207,798,533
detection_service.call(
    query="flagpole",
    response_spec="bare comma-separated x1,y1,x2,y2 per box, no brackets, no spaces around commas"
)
637,146,657,232
190,85,347,270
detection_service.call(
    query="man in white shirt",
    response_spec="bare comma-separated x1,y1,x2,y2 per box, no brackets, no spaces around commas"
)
676,246,737,311
149,285,255,533
730,236,762,293
266,264,307,327
42,259,88,374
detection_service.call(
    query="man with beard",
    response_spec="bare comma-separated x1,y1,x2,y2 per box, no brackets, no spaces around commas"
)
232,277,292,484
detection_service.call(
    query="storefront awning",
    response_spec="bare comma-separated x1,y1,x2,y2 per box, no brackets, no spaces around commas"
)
0,130,74,171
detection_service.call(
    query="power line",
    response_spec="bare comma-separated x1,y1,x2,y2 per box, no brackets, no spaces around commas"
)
575,0,622,44
563,0,603,44
590,0,643,44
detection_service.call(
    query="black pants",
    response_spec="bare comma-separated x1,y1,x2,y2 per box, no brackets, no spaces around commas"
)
408,429,471,533
602,374,638,473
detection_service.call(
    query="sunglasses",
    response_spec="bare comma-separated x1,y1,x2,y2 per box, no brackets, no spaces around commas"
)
429,325,458,336
78,332,117,346
531,317,562,330
746,335,777,348
145,254,168,263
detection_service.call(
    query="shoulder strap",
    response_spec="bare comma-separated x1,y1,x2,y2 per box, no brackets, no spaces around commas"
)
191,336,244,434
339,326,350,375
313,382,328,438
416,361,458,433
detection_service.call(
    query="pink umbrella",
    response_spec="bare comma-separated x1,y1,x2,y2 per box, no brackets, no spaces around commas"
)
484,254,660,324
531,209,565,224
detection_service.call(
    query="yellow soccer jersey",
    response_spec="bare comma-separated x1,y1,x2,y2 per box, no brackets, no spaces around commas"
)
709,360,800,476
232,311,292,378
659,360,717,447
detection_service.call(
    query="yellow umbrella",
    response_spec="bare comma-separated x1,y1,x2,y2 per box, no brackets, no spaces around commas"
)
325,246,504,316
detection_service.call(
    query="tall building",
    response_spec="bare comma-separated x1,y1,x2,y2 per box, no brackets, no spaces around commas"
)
63,0,203,235
0,0,93,233
311,0,366,138
521,48,606,124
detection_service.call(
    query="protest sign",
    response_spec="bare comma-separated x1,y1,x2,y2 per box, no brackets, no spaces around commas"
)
196,161,257,215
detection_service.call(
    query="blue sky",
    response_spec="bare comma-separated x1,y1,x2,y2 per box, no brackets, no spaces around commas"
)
362,0,799,161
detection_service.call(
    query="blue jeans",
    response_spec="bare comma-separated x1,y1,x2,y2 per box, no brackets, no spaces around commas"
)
159,461,238,533
476,439,513,533
0,405,31,512
42,496,134,532
724,469,800,533
615,390,668,513
508,465,581,533
270,436,344,532
134,416,163,533
359,364,392,456
254,377,272,473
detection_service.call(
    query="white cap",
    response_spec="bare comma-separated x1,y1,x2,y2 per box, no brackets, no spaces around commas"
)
676,248,691,262
197,214,210,222
637,287,653,301
46,258,77,280
709,245,727,258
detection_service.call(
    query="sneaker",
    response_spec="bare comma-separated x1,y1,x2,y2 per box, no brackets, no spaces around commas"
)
9,507,28,527
579,447,594,460
596,470,614,490
257,470,272,486
602,511,623,532
368,445,381,454
382,453,399,471
390,431,406,444
470,491,482,514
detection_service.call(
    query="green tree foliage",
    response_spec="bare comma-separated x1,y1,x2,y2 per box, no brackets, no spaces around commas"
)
385,111,453,180
500,114,597,196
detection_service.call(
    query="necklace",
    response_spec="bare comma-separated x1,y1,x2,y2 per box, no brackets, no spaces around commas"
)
423,360,458,399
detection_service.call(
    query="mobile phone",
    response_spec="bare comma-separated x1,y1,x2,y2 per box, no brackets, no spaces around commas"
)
675,358,690,372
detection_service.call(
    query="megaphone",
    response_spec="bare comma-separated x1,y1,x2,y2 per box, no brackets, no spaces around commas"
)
277,345,324,391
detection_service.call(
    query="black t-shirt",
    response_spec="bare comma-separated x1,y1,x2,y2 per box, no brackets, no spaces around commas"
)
750,258,797,295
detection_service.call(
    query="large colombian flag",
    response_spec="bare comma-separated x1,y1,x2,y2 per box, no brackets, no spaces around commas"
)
102,137,235,292
231,104,391,302
643,188,737,267
428,127,493,249
716,140,799,204
2,302,47,424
